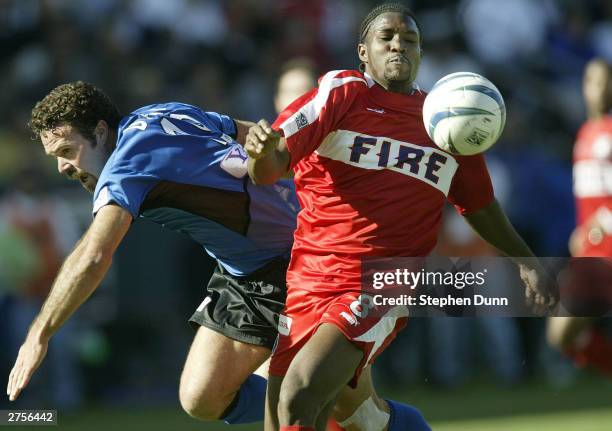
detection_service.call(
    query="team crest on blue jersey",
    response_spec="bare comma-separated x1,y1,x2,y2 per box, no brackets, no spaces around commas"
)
220,146,248,178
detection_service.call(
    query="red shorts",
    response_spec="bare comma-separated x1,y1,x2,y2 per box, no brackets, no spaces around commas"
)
269,288,409,387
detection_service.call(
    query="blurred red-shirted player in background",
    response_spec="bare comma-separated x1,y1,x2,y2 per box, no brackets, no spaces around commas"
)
548,58,612,377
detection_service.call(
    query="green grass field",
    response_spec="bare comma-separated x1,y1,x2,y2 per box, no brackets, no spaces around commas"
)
434,409,612,431
11,377,612,430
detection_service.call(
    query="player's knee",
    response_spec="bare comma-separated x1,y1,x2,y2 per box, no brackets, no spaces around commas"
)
278,378,321,423
178,382,233,421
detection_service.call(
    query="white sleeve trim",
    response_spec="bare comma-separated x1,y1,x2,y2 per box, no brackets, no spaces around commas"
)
92,186,112,215
278,70,366,139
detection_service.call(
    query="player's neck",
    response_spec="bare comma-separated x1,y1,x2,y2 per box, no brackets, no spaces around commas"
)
389,81,415,94
376,78,415,94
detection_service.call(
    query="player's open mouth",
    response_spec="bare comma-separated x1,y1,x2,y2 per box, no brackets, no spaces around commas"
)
388,56,409,64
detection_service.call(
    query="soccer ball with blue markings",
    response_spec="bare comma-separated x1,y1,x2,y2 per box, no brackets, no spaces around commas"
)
422,72,506,156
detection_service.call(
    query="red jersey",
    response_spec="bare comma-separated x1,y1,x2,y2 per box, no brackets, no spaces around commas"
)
273,70,494,292
573,115,612,256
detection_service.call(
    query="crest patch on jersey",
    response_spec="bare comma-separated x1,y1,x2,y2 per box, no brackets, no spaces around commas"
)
220,146,248,178
295,112,309,130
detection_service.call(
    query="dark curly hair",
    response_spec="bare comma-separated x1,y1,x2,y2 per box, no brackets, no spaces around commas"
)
29,81,122,142
358,2,422,44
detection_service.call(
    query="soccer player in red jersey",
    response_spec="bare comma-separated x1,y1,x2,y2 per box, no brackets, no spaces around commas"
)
569,59,612,258
548,59,612,377
246,4,554,430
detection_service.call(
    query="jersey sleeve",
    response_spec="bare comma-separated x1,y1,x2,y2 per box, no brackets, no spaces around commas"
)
203,111,237,139
447,154,495,215
93,105,238,217
272,70,367,169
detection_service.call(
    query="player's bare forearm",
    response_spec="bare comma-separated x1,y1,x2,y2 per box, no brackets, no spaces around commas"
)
247,148,290,185
234,119,256,146
245,119,291,185
30,205,131,341
7,205,131,402
465,199,556,308
464,199,535,262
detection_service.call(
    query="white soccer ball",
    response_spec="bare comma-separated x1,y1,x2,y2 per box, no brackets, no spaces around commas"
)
422,72,506,155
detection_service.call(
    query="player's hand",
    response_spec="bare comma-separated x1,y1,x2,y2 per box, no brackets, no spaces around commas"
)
245,119,281,160
519,263,558,315
6,335,49,401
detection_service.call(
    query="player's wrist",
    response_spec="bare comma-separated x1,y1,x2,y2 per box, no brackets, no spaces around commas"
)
28,320,52,343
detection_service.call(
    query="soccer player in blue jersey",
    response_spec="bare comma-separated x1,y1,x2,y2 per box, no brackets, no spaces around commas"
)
6,82,295,425
6,81,429,431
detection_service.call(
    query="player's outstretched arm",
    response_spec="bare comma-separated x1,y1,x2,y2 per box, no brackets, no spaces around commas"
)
463,199,557,311
6,204,132,401
245,119,290,185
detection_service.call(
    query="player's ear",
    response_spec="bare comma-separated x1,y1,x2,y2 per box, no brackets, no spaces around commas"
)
94,120,109,146
358,43,368,65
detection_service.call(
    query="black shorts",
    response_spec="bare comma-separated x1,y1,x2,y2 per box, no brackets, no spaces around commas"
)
189,258,288,349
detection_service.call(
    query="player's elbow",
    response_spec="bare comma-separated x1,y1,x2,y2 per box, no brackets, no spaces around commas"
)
79,243,114,276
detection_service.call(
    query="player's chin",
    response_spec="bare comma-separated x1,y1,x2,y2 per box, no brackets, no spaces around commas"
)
386,64,411,79
81,177,98,193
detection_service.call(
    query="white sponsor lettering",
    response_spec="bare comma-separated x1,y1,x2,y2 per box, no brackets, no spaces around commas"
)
316,130,458,195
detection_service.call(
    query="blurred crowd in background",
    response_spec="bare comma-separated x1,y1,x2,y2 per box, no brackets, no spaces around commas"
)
1,0,611,413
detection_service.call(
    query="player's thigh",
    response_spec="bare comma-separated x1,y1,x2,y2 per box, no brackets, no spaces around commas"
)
283,323,363,404
547,317,595,350
265,374,283,431
180,325,271,397
333,365,388,422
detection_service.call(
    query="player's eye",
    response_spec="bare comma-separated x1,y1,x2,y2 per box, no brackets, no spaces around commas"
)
59,148,72,157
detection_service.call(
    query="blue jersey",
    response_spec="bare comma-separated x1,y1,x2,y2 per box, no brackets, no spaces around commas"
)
92,103,299,276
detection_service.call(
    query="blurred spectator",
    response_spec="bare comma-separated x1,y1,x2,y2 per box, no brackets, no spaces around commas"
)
274,57,318,114
0,167,83,410
459,0,559,66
